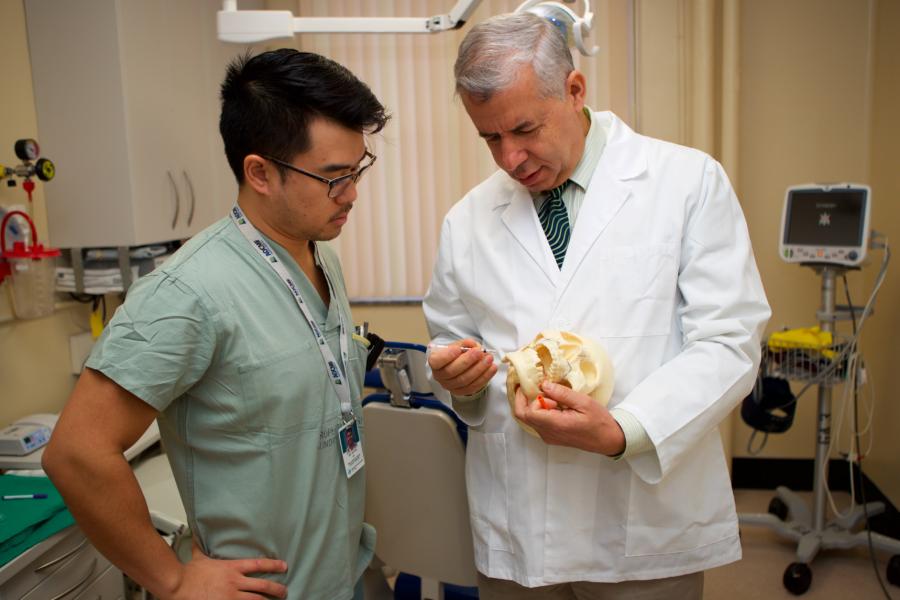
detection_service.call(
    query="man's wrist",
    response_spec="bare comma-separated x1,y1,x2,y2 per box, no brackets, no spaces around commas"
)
604,417,626,457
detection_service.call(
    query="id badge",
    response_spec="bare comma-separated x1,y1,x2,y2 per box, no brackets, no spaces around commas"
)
338,418,364,478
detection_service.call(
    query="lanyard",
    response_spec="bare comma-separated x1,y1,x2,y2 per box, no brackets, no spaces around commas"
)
230,204,354,421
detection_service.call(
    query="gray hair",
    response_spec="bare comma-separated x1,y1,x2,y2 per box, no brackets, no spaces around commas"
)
454,12,575,102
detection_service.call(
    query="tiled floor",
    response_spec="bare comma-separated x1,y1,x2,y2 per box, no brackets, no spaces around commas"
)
363,488,900,600
705,489,898,599
134,488,900,599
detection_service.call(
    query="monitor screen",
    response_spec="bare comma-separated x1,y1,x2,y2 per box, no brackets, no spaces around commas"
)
784,189,866,247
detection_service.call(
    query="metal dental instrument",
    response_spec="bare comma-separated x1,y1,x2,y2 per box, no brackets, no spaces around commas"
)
427,343,501,358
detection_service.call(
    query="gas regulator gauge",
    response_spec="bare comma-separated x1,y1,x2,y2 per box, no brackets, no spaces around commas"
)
14,138,40,161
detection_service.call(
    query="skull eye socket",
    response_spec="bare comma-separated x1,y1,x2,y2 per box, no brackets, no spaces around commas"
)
580,361,598,383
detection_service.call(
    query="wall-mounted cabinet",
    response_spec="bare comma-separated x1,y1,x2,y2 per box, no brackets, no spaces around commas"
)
24,0,231,248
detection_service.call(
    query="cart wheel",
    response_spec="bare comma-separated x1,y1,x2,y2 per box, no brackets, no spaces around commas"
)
783,562,812,595
887,554,900,587
768,496,789,521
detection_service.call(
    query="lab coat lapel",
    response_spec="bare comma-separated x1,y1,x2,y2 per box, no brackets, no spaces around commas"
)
560,114,647,284
561,175,631,279
500,184,560,286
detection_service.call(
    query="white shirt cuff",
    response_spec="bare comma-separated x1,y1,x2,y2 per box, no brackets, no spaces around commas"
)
609,407,654,460
451,386,488,403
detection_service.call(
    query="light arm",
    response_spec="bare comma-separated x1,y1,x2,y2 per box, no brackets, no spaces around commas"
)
217,0,483,42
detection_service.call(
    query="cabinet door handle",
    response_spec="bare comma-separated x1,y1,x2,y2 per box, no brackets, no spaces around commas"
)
49,557,97,600
183,170,195,227
34,538,89,573
167,171,181,230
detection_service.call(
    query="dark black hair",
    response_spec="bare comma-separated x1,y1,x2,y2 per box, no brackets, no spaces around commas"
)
219,49,389,183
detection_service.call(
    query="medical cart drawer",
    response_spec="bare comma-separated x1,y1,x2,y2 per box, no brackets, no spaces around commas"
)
0,527,89,599
19,539,110,600
73,564,125,600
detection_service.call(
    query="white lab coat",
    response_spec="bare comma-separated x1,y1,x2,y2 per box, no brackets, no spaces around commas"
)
423,112,771,586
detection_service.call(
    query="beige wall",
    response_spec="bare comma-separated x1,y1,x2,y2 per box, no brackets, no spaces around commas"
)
732,0,899,506
863,0,900,505
0,0,90,427
732,0,874,459
351,303,431,347
625,0,899,504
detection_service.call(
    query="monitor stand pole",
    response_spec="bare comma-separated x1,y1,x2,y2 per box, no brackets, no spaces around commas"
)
738,266,900,595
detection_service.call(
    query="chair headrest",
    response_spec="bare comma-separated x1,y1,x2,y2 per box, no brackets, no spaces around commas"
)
379,342,433,395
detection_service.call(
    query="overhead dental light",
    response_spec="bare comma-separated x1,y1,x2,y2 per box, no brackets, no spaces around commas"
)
515,1,598,56
217,0,597,56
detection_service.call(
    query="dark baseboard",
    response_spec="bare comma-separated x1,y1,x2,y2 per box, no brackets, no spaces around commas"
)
732,457,900,541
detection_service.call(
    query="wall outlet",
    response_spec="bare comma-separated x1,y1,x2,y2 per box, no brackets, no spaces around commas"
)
69,331,94,374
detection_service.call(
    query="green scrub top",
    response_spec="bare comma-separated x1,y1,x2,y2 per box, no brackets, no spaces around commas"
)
86,216,373,600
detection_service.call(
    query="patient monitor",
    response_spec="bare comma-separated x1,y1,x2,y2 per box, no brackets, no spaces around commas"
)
780,183,871,267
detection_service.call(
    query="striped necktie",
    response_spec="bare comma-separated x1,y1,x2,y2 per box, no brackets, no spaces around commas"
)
538,180,571,269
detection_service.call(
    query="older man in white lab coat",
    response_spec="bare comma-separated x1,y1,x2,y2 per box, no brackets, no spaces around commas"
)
424,13,771,600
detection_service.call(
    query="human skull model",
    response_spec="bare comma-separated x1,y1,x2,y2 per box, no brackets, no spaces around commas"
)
503,330,614,436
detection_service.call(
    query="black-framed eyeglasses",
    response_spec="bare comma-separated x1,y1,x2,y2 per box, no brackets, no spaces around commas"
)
264,150,377,199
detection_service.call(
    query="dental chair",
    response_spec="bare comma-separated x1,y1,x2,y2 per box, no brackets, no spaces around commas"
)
362,342,479,600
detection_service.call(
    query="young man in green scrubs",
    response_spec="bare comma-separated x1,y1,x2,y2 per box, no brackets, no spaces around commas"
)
43,49,389,600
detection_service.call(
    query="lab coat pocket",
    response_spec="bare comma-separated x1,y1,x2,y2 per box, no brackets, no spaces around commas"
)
592,244,678,338
466,431,514,553
237,339,327,436
624,443,736,556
